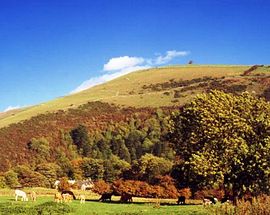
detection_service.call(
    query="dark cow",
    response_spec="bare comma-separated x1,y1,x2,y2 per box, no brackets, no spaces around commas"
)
177,196,186,205
99,192,114,202
61,190,76,200
120,193,133,203
203,196,218,205
221,196,233,204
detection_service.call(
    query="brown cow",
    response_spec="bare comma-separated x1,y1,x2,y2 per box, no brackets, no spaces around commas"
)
54,193,63,203
30,191,37,201
79,194,86,204
62,194,73,203
120,193,133,203
99,192,114,202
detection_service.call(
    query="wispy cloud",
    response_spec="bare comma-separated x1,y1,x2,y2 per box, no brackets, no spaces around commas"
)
153,50,189,65
103,56,145,71
71,50,190,94
2,105,21,113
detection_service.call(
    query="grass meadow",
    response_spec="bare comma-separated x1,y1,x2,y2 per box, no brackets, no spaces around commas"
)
0,188,211,215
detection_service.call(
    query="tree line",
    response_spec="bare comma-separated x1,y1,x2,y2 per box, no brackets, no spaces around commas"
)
1,90,270,200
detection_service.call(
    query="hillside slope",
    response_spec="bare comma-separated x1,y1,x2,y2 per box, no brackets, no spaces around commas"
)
1,65,264,128
0,64,270,171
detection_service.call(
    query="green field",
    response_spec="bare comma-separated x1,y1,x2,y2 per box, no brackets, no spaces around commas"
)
0,197,210,215
0,188,211,215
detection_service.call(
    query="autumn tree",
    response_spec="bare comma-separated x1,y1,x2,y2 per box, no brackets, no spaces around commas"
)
170,90,270,199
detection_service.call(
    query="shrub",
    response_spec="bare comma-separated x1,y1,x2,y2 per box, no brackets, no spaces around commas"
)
0,176,7,188
178,188,192,199
57,177,71,192
4,170,20,188
92,180,111,194
112,178,179,198
194,188,224,200
14,165,50,187
153,175,179,198
211,195,270,215
0,201,73,215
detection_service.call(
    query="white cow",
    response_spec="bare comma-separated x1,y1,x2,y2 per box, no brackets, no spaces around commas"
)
15,189,28,201
80,178,94,191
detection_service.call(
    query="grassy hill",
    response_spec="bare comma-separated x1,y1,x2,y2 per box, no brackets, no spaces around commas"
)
3,64,269,128
0,64,269,171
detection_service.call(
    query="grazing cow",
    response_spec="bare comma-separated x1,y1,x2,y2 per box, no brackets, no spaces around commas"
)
54,193,63,203
81,183,94,191
30,191,37,201
177,196,186,205
79,178,94,191
61,190,76,200
203,198,212,206
203,196,218,206
221,196,233,204
99,192,114,202
62,194,73,203
120,193,133,203
79,194,86,204
15,189,28,201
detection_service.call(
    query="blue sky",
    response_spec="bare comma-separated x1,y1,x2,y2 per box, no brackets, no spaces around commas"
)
0,0,270,112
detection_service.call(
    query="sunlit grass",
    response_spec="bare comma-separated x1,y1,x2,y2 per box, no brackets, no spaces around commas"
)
0,65,250,128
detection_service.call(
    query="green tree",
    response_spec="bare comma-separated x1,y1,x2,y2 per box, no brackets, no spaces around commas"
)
170,90,270,199
80,158,104,180
28,137,50,163
103,155,130,182
138,153,173,183
0,176,6,188
14,165,50,187
35,163,61,188
4,170,19,188
70,124,92,156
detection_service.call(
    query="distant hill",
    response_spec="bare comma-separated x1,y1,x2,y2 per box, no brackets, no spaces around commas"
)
0,64,270,171
2,64,270,128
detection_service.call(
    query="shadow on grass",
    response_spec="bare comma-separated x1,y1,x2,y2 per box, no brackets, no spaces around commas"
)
85,199,199,206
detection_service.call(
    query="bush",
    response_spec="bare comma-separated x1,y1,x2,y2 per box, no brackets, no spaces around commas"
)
0,201,73,215
112,178,179,198
14,165,50,187
92,180,111,194
194,188,224,200
0,176,7,188
178,188,192,199
4,170,20,188
211,195,270,215
57,177,71,192
153,175,179,198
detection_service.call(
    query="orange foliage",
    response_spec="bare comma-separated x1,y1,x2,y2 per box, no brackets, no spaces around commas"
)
112,177,179,198
194,188,225,200
92,180,112,194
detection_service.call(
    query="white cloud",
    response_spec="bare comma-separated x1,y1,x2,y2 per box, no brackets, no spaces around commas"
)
2,105,21,113
103,56,144,71
71,65,150,94
153,50,189,65
71,50,190,94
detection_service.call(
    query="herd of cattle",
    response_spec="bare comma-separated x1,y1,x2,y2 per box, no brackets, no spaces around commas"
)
14,188,233,206
13,179,233,206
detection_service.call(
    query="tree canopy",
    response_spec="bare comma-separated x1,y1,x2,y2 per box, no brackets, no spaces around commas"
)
170,90,270,198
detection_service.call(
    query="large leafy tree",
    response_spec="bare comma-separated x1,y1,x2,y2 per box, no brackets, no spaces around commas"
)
70,124,92,156
170,90,270,198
